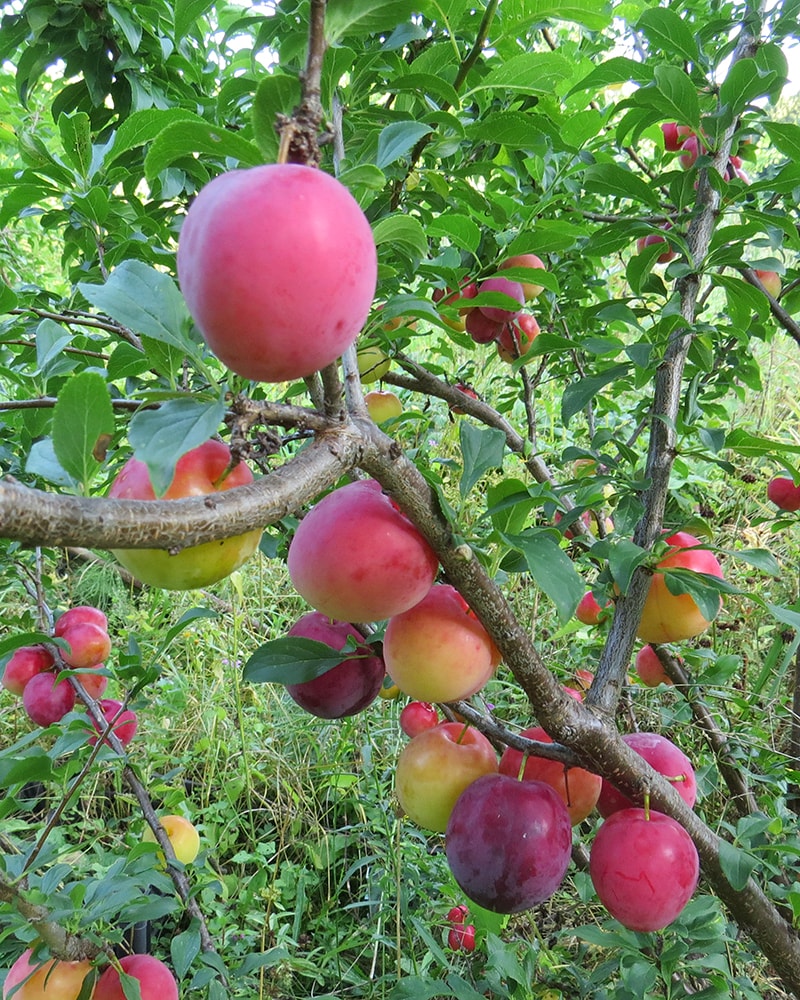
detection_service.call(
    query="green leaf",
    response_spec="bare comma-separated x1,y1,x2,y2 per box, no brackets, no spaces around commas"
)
389,73,460,110
0,632,56,657
561,364,630,425
0,748,56,788
717,839,756,891
459,423,505,497
511,0,612,31
722,547,780,576
153,608,218,662
252,74,302,161
242,637,357,685
35,318,75,382
108,108,207,165
128,395,227,497
720,58,778,117
427,214,482,255
58,112,92,177
387,980,443,1000
0,281,18,313
108,2,143,52
443,973,488,1000
568,56,653,97
662,569,724,623
78,260,193,352
171,926,202,981
26,439,77,488
465,111,545,149
325,0,418,42
52,372,115,493
763,121,800,161
650,65,701,128
376,121,433,169
175,0,215,39
607,539,649,593
144,121,263,178
582,163,660,208
637,7,700,63
472,52,574,96
372,215,428,260
502,530,585,623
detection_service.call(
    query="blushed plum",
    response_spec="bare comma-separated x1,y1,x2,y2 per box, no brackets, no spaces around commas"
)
287,480,438,622
177,164,377,383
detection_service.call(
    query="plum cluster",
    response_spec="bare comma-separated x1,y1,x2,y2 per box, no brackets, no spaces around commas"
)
2,950,178,1000
394,680,699,934
1,605,137,748
434,253,546,363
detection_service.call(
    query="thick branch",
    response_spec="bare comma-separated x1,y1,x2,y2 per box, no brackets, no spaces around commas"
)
0,429,361,550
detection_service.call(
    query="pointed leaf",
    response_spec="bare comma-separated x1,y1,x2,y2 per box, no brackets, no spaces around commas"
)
376,122,433,169
503,531,585,623
128,395,227,497
144,120,262,178
637,8,700,63
52,372,114,492
561,364,630,425
242,637,356,685
78,260,193,352
459,423,505,497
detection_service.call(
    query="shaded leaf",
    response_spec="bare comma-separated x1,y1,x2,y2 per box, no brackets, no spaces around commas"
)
242,637,357,685
637,7,700,63
561,364,630,425
376,121,433,169
502,530,585,623
144,120,262,178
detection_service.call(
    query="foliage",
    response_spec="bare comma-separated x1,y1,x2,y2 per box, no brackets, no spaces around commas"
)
3,0,800,998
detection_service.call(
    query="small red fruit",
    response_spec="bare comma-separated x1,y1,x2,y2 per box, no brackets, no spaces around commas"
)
59,621,111,669
597,731,696,817
768,476,800,511
54,605,108,636
447,923,476,951
89,698,139,748
635,645,673,687
447,904,469,925
399,701,439,738
1,645,55,696
22,671,76,726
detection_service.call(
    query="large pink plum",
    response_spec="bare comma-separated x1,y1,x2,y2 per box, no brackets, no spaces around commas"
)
383,585,497,703
590,808,699,931
287,480,439,622
286,612,384,718
95,955,178,1000
446,773,572,913
177,164,377,383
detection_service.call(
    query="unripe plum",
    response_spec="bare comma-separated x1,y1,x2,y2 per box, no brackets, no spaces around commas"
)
498,725,601,825
446,773,572,913
1,645,54,695
396,721,498,832
499,253,546,299
637,531,723,643
754,269,781,298
59,621,111,669
365,389,403,424
357,344,391,383
143,813,201,864
95,955,178,1000
285,612,384,718
2,949,93,1000
22,671,76,726
89,698,138,748
590,808,699,931
287,479,438,622
177,163,377,382
108,439,262,590
597,731,697,817
383,585,496,703
477,277,524,323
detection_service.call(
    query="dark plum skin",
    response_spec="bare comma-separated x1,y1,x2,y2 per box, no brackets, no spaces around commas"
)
445,773,572,913
286,612,384,719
